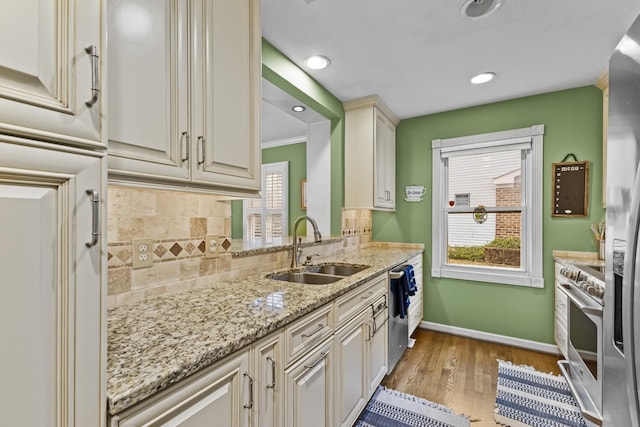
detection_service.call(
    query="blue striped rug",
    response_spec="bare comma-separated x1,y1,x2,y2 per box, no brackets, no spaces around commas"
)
355,386,470,427
494,360,589,427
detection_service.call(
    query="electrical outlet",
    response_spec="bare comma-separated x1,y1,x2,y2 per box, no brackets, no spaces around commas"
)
205,234,219,259
132,238,154,269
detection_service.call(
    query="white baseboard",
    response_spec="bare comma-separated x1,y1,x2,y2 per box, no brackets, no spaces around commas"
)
420,321,561,355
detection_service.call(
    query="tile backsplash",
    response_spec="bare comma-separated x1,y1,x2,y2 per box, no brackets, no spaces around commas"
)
107,187,374,308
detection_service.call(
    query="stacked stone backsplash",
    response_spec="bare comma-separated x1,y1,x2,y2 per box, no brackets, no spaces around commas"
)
107,186,354,308
341,208,372,247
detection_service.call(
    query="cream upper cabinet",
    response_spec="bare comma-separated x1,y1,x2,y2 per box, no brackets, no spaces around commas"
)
345,95,399,211
107,0,261,195
0,0,104,149
0,136,106,427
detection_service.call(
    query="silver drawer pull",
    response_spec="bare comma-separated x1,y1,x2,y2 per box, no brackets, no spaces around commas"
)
266,356,276,389
181,131,190,162
243,372,254,409
85,189,100,248
304,352,328,370
84,45,100,107
197,136,205,165
301,324,324,338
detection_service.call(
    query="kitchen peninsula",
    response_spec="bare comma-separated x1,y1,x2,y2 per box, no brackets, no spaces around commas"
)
107,240,423,426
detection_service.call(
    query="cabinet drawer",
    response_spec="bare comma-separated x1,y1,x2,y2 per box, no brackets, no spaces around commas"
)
334,274,387,329
284,304,334,367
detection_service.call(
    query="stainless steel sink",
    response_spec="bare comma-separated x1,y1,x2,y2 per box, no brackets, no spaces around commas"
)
268,272,342,285
306,264,369,277
267,263,370,285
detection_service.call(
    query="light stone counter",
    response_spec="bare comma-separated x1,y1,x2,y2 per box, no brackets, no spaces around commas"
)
107,244,423,415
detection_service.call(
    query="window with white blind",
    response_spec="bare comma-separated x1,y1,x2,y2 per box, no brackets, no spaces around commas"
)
431,125,545,288
243,162,289,243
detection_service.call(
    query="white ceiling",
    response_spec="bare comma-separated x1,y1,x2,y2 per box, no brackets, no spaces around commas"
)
262,79,326,144
261,0,640,120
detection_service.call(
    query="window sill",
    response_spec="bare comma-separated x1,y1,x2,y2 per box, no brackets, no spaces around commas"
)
432,265,544,288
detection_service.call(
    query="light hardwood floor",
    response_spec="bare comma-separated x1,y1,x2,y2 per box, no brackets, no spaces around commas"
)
381,328,562,426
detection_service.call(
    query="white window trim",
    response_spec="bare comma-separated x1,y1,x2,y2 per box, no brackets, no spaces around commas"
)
431,125,544,288
243,161,289,242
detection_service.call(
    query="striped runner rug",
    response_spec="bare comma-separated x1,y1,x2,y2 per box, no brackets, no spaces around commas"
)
494,359,590,427
355,385,470,427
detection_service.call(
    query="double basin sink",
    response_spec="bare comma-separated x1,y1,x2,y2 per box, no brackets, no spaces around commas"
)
267,263,370,285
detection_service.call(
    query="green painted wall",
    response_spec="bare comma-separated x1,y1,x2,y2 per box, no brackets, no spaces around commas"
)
231,143,307,238
372,86,605,344
261,39,345,237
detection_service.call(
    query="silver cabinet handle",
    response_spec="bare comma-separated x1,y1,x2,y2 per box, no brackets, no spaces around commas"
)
85,190,99,248
266,356,276,389
181,131,190,162
84,46,100,107
301,324,324,338
303,352,328,370
243,372,254,409
197,136,205,165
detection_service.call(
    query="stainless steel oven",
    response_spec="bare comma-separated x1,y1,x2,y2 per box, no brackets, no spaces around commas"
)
557,265,604,425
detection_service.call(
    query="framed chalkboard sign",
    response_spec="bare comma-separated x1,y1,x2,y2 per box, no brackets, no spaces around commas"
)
552,161,589,217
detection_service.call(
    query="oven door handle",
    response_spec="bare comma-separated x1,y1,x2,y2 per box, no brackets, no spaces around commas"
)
557,283,603,316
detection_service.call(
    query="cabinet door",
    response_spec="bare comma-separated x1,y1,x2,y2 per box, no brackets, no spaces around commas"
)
190,0,261,191
374,110,395,210
0,0,103,148
253,332,284,427
115,349,251,427
368,305,388,397
0,137,105,426
284,339,334,427
107,0,190,182
335,313,368,427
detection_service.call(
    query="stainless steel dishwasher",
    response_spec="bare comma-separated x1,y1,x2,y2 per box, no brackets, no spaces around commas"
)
388,268,409,373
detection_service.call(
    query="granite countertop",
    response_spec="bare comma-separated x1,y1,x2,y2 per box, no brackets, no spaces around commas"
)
106,245,422,415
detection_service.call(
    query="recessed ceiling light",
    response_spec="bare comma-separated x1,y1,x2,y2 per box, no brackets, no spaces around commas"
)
470,72,496,84
461,0,502,19
304,55,331,70
291,105,306,112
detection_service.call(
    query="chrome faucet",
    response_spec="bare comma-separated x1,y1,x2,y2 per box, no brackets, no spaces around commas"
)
291,215,322,268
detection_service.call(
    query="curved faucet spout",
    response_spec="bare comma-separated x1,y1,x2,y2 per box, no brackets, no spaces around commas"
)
291,215,322,268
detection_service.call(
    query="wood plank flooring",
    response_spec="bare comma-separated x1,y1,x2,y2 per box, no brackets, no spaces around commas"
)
381,328,562,426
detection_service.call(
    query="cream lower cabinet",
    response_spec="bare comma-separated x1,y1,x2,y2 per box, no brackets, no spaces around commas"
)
407,254,424,338
367,294,389,397
0,0,104,149
284,338,335,427
335,312,369,427
0,136,106,426
107,0,261,194
334,274,389,427
252,331,284,427
111,349,252,427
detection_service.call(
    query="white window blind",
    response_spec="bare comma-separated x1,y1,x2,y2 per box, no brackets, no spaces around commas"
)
244,162,288,243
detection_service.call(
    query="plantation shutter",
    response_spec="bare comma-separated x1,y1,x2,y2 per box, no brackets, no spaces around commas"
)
243,162,289,242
